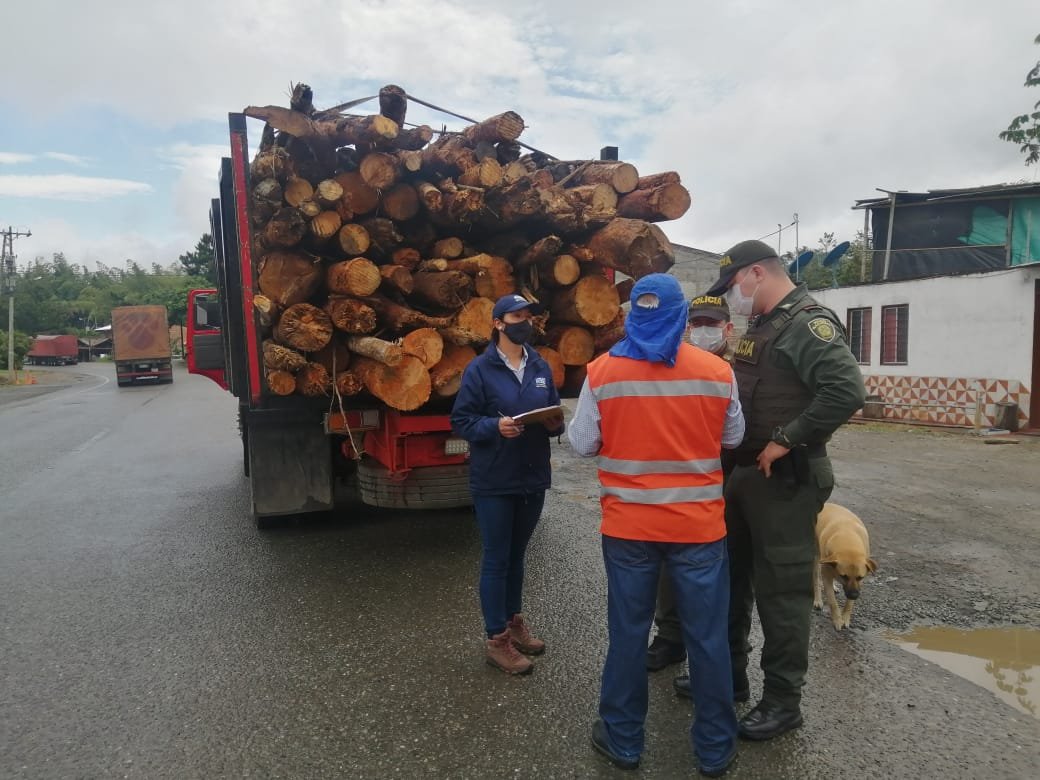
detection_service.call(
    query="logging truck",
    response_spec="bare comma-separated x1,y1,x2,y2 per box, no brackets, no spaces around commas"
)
187,113,473,527
187,86,688,526
112,305,174,386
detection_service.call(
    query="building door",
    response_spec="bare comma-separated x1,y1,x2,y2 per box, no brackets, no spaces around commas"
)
1033,280,1040,428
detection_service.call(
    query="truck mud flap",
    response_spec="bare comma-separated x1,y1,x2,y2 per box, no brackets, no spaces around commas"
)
248,422,334,521
356,458,472,510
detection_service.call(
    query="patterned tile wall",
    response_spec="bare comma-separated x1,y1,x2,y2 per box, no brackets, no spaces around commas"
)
858,376,1031,428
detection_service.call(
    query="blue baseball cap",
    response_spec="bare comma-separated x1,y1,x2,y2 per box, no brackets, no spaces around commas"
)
492,294,545,320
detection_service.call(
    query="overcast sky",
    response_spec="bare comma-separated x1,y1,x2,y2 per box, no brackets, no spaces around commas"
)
1,0,1038,272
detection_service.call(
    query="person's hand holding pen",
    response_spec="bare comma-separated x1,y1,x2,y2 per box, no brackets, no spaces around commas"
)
498,411,524,438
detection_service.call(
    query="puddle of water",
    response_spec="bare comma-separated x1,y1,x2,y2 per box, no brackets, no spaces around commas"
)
885,626,1040,719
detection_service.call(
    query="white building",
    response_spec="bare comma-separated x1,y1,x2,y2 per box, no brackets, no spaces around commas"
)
812,184,1040,430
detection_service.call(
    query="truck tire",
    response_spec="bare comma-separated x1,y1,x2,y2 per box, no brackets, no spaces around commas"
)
356,458,472,509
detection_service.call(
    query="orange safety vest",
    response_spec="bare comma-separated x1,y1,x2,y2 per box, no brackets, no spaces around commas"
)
585,343,733,543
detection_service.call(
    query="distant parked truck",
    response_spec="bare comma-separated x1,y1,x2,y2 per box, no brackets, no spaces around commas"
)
111,305,173,386
26,334,79,366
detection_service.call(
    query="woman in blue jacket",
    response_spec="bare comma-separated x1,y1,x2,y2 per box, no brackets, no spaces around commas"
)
451,294,565,675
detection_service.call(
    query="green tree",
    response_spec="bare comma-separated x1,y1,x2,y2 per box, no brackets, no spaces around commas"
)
178,233,216,284
999,33,1040,165
0,330,33,372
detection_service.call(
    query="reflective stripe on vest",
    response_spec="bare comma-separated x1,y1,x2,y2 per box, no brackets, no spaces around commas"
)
591,378,732,402
601,483,725,504
598,456,722,476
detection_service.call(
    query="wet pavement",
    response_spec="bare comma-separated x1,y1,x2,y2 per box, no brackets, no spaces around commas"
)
1,363,1038,778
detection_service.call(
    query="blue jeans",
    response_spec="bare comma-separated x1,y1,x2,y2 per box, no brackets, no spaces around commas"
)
473,493,545,637
599,535,737,768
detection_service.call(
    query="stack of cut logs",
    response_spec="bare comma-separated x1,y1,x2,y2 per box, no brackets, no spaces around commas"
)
244,84,690,411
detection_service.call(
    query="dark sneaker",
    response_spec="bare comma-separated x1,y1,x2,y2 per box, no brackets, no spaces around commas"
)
673,674,750,703
590,718,640,770
737,702,803,740
507,613,545,655
646,635,686,671
486,630,533,675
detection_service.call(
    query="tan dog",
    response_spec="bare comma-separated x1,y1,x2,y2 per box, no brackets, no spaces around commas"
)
813,503,877,630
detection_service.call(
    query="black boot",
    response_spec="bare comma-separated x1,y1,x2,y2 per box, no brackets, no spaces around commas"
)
646,636,686,671
673,674,750,703
737,701,803,740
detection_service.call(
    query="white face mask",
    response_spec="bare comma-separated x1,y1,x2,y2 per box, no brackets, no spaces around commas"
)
690,326,725,353
725,276,759,317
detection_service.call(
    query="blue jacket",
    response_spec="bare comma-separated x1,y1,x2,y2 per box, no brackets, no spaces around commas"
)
451,344,563,496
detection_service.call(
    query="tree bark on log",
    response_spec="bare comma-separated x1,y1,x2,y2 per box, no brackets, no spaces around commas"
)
616,182,691,221
516,235,563,269
429,344,477,398
378,84,407,128
396,149,423,173
533,346,565,388
422,135,477,175
545,325,595,365
461,111,525,144
327,257,381,297
438,326,489,347
401,327,444,369
587,218,675,279
416,181,443,212
634,171,681,188
593,309,627,352
381,182,419,221
353,355,431,411
263,340,308,373
361,296,454,331
253,295,280,330
549,275,620,327
297,362,332,396
263,207,306,248
394,125,434,151
379,264,414,295
390,247,421,270
360,217,404,257
243,106,399,148
614,277,635,303
250,147,293,182
347,335,403,366
311,338,351,375
458,158,504,188
274,303,334,352
334,369,364,396
410,270,473,309
258,251,324,306
474,256,517,299
442,253,493,275
266,370,297,396
324,297,377,334
569,161,639,193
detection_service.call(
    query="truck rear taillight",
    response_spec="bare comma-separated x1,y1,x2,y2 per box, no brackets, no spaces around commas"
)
444,438,470,456
324,409,381,434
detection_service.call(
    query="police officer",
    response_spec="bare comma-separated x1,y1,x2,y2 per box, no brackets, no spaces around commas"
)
648,294,737,672
704,239,865,741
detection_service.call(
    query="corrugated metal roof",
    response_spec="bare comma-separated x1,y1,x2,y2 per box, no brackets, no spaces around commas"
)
854,182,1040,210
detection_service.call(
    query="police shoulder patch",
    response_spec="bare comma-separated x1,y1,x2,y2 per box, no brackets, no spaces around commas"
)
808,317,837,343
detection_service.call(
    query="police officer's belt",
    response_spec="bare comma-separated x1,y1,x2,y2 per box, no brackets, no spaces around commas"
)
730,443,827,468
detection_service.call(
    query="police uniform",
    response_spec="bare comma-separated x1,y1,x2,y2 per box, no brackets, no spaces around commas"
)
708,241,866,726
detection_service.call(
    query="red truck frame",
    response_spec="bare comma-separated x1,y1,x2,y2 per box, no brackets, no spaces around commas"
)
186,113,470,527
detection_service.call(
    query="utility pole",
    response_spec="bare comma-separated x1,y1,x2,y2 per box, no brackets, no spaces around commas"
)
2,225,32,382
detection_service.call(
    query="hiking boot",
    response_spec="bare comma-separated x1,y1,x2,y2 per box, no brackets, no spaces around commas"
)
507,613,546,655
486,630,534,675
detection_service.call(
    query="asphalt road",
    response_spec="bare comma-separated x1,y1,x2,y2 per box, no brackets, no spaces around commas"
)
1,362,1038,779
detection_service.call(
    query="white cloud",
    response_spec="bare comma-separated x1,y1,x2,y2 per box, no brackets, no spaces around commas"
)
43,152,91,166
0,175,152,201
0,153,36,165
12,217,184,272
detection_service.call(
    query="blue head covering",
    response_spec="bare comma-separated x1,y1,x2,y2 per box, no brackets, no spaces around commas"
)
609,273,688,366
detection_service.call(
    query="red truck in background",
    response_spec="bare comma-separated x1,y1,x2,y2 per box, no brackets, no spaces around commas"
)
26,334,78,366
111,305,174,386
186,113,470,528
